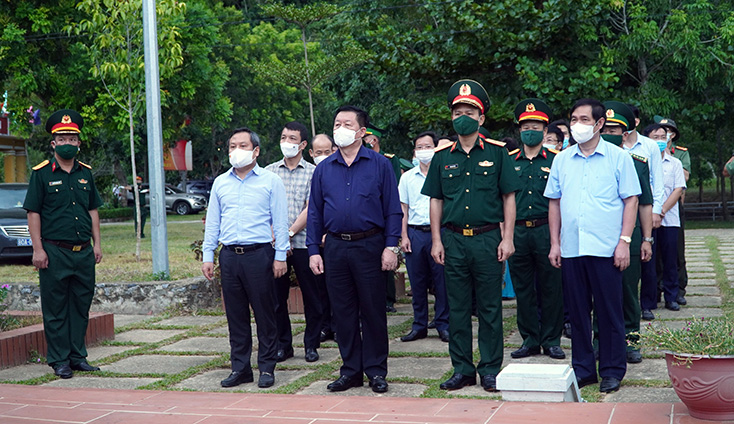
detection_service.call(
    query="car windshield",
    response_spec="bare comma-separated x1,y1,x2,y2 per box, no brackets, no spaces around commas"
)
167,185,185,193
0,187,29,210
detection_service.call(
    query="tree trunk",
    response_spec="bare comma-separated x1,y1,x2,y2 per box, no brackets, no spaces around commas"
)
301,26,316,138
129,95,141,261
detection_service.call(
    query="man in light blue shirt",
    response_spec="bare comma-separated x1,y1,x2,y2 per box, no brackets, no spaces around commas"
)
398,131,449,343
202,127,289,389
544,99,641,394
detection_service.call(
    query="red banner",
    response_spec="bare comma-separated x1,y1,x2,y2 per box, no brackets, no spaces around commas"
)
163,139,192,171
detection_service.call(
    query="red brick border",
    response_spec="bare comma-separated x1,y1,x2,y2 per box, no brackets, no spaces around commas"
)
0,312,115,369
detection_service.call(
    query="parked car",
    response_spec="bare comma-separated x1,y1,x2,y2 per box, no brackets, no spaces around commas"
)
127,184,207,215
181,180,213,200
0,183,32,260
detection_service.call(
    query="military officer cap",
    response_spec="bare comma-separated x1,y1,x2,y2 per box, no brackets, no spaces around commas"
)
653,115,680,141
46,109,83,135
514,98,552,124
603,101,636,131
447,79,490,114
365,125,384,139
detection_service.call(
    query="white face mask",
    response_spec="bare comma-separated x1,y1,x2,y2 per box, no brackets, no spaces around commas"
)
280,142,300,159
570,121,599,144
542,143,556,150
313,155,328,165
415,149,434,164
334,126,358,148
229,148,254,168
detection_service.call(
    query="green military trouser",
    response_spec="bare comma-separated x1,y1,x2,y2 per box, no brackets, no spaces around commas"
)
39,242,96,366
508,224,563,350
443,228,503,376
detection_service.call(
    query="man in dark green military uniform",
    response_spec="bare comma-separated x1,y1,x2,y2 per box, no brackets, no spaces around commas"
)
23,109,104,379
654,116,689,306
601,101,654,363
365,125,402,313
422,79,520,392
506,98,565,361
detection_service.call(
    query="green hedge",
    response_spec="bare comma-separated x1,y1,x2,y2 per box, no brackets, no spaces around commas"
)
98,207,133,220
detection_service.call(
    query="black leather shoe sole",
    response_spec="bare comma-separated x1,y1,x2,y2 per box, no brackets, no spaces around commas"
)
327,376,363,392
676,296,687,305
369,376,388,393
665,302,680,311
599,377,621,393
439,374,476,390
626,350,642,364
70,362,100,372
319,330,334,342
400,330,428,342
427,320,436,329
543,346,566,360
641,310,655,321
305,349,319,363
480,374,497,392
53,364,73,379
577,377,598,389
438,330,450,343
510,346,541,358
258,373,275,388
221,371,254,387
276,349,294,362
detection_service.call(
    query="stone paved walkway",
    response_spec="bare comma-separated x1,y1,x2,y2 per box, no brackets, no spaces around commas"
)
0,229,731,423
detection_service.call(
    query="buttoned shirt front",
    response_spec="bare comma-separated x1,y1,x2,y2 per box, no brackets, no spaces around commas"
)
421,138,520,227
661,153,687,227
624,132,664,215
511,147,556,220
203,164,289,262
265,157,315,249
398,165,431,226
544,140,641,258
306,146,403,256
23,158,103,243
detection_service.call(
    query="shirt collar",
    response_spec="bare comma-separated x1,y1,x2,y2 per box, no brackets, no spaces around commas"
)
229,163,262,179
334,145,371,166
450,136,484,154
276,157,306,169
50,157,79,173
409,164,427,177
515,147,548,161
663,152,673,161
572,138,609,158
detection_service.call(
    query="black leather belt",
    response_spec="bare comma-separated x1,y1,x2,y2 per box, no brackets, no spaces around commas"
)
516,218,549,228
444,223,499,236
408,224,432,232
43,239,91,252
328,227,382,241
223,243,270,254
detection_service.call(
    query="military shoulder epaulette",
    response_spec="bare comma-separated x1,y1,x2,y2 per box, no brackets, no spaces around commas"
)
547,148,560,154
435,142,454,152
78,161,92,169
675,145,688,151
32,160,49,171
630,153,647,163
485,138,506,148
508,148,520,156
383,153,395,158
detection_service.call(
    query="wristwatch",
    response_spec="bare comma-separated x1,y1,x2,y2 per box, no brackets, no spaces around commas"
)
619,235,632,244
386,246,400,254
288,230,295,238
643,237,654,244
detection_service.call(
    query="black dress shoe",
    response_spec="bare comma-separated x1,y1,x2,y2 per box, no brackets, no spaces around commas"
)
305,348,319,363
438,330,450,343
562,322,572,339
327,375,363,392
626,350,642,364
53,364,73,379
70,362,100,372
427,319,436,329
599,377,621,393
276,348,294,362
400,329,427,342
439,373,476,390
577,377,598,389
369,376,388,393
221,370,254,387
665,301,680,311
258,372,275,388
510,345,541,358
543,346,566,360
319,330,334,342
676,295,687,305
641,309,655,321
386,305,397,313
480,374,497,392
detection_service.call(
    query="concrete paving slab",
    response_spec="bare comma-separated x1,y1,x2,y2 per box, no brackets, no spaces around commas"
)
604,387,679,403
502,309,517,318
103,354,218,374
654,307,722,320
158,337,231,353
155,316,225,327
387,315,411,326
387,357,452,380
206,326,229,335
685,286,720,295
640,320,688,332
277,348,341,367
0,363,51,381
389,337,449,354
624,358,669,381
86,345,139,362
175,369,310,392
113,314,155,328
444,383,498,398
686,267,715,272
504,332,571,349
43,377,160,390
687,279,717,286
296,380,428,397
114,329,187,343
684,296,722,307
686,273,716,279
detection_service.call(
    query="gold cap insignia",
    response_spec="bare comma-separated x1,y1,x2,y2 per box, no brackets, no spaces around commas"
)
660,119,668,124
459,84,471,96
61,115,72,124
525,103,536,113
606,109,615,118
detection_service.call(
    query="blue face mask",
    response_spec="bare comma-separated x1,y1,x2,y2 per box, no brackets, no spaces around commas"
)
562,138,569,149
657,141,667,152
412,157,420,167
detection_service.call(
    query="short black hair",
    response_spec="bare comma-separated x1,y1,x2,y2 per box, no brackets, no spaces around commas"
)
229,127,260,148
626,104,640,119
334,105,369,128
313,133,336,148
570,98,606,122
413,131,438,147
546,123,564,143
550,119,569,130
642,123,664,137
283,121,309,142
501,136,519,152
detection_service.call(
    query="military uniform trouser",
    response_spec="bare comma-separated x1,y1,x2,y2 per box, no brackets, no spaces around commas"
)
508,224,563,350
443,228,503,377
39,241,96,367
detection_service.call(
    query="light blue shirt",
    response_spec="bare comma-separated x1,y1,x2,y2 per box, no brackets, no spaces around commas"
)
398,165,430,225
544,140,641,258
661,153,687,227
624,133,664,215
203,164,290,262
